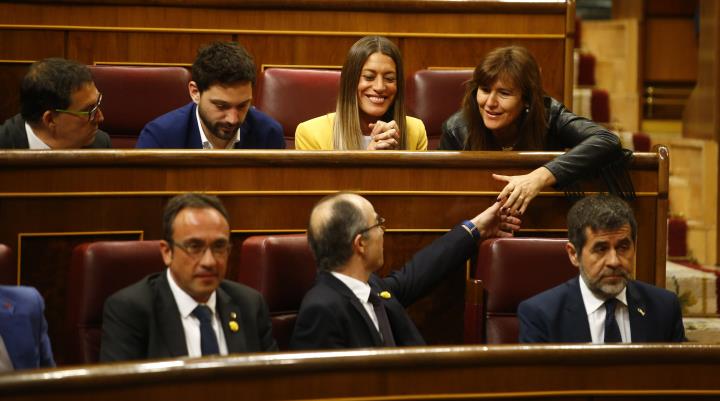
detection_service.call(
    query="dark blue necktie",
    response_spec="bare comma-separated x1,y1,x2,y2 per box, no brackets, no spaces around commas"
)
192,305,220,355
368,292,396,347
603,298,622,343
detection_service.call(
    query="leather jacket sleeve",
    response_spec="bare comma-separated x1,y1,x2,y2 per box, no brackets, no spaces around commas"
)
437,98,622,188
543,97,622,188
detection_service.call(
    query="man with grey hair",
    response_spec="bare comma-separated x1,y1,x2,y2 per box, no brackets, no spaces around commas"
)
290,193,520,349
518,194,685,343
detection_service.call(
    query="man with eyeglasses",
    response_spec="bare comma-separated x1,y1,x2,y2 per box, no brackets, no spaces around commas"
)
100,193,277,362
0,58,111,149
290,193,521,350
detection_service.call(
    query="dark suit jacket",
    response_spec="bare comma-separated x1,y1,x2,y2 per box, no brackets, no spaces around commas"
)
290,226,476,350
100,271,277,362
0,286,55,370
135,102,285,149
0,114,111,149
518,276,686,343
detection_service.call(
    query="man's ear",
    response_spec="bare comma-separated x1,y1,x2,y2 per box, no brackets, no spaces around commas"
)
188,81,201,104
353,233,366,256
41,110,55,130
566,242,580,268
159,240,173,267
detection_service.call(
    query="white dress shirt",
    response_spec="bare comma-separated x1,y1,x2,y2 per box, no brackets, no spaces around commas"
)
166,269,228,357
195,106,240,149
24,123,51,150
579,277,631,343
0,335,14,372
331,271,381,333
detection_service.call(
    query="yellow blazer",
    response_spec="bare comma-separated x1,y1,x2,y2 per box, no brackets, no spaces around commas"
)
295,113,428,150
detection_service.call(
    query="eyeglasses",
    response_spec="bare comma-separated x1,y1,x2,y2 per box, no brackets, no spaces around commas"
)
172,240,232,259
55,93,103,122
356,216,386,236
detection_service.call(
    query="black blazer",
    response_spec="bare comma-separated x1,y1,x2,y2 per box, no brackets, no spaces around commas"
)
0,114,111,149
100,271,277,362
518,276,686,343
290,226,476,350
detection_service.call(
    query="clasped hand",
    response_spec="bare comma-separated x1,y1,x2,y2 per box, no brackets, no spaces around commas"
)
366,120,400,150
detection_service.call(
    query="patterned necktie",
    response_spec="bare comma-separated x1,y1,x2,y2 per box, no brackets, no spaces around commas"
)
603,298,622,343
368,292,396,346
192,305,220,355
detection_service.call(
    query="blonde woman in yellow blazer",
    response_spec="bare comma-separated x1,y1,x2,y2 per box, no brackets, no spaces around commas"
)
295,36,427,151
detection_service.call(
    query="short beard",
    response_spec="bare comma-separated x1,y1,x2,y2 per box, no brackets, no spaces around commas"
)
198,106,239,141
579,264,630,299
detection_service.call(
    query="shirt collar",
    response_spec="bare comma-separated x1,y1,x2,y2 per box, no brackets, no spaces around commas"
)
166,268,217,318
24,122,51,150
579,275,628,315
330,271,372,303
195,104,240,149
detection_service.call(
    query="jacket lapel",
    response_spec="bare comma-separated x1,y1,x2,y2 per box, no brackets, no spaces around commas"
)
319,272,383,347
626,281,649,342
12,115,30,149
565,277,593,342
154,272,190,357
216,287,248,353
188,103,203,149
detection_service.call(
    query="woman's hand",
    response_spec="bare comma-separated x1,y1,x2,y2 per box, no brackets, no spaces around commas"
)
367,120,400,150
493,167,557,216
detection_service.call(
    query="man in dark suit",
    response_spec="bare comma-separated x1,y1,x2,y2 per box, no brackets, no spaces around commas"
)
0,285,55,371
0,58,111,149
290,193,520,350
100,194,277,362
136,42,284,149
518,194,686,343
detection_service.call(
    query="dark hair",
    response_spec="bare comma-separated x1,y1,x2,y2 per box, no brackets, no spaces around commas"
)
567,194,637,253
20,58,94,123
333,36,407,149
307,195,368,272
192,41,256,92
162,193,230,243
461,45,547,150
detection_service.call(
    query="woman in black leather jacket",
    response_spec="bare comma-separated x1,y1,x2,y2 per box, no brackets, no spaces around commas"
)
439,46,621,215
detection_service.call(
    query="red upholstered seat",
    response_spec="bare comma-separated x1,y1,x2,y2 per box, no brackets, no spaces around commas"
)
406,69,473,149
255,68,340,149
632,131,651,152
465,238,577,344
66,240,165,364
236,234,317,350
89,66,192,148
0,243,15,285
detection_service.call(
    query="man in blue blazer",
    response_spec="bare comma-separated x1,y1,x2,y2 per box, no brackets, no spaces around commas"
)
0,286,55,371
290,193,520,350
518,194,686,343
136,42,284,150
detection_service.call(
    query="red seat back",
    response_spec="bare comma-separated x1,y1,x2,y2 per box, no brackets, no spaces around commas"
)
406,69,473,149
471,238,577,344
89,66,192,148
236,234,317,350
255,68,340,149
66,240,165,364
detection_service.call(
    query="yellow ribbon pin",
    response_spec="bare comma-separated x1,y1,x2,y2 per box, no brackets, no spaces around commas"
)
229,321,239,332
379,291,391,300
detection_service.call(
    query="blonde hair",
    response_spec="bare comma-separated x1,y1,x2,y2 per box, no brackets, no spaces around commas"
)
333,36,407,150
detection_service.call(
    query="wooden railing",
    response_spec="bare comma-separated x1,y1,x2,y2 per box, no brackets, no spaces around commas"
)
1,344,718,400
